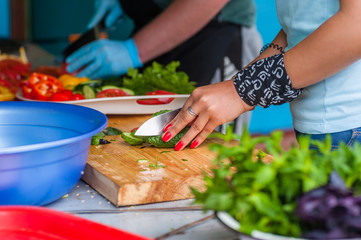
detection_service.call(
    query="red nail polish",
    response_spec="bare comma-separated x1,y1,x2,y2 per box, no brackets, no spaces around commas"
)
190,140,199,149
175,141,184,151
162,132,171,142
164,124,172,132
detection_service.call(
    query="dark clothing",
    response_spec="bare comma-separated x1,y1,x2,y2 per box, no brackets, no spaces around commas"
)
149,21,243,86
119,0,247,86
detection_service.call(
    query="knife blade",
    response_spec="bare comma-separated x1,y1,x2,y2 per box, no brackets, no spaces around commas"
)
62,16,107,60
134,108,181,136
62,27,101,60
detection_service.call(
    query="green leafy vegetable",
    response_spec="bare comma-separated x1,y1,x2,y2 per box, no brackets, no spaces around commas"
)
123,61,196,95
192,127,361,237
103,127,122,136
91,132,106,145
91,127,123,145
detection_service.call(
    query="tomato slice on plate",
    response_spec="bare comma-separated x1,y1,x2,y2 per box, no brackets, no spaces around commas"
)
97,89,131,98
50,90,73,102
136,90,175,105
71,93,85,101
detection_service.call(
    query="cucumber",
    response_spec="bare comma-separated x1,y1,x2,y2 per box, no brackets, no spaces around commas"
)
147,127,189,148
82,85,96,99
73,80,102,93
121,132,146,146
100,85,135,95
152,110,171,117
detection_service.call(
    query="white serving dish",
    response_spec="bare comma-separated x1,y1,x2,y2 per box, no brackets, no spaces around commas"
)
16,92,189,115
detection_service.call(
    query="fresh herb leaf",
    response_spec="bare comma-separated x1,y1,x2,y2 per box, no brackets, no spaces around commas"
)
91,132,105,145
160,151,171,154
192,126,361,237
103,127,122,136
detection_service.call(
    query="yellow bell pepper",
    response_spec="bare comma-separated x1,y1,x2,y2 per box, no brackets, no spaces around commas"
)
58,74,89,90
0,86,15,101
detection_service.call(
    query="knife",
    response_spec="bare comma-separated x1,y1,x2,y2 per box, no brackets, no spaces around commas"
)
134,108,181,136
62,16,108,60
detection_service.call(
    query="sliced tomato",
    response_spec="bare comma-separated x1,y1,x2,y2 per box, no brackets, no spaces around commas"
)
70,93,85,101
50,90,73,102
136,99,166,105
137,90,175,105
153,90,176,95
97,88,131,98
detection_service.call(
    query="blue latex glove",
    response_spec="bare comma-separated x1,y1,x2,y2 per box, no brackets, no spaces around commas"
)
87,0,123,29
66,39,143,79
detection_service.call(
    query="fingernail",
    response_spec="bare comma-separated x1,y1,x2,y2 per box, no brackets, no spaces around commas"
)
164,124,172,132
175,141,184,151
190,140,199,149
162,132,171,142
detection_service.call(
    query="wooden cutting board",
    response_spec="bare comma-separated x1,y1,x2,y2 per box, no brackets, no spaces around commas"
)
82,115,223,207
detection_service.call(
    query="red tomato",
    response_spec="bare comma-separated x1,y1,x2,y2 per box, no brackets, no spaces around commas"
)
153,90,176,95
137,90,175,105
97,89,131,98
136,99,167,105
50,90,73,101
71,93,85,101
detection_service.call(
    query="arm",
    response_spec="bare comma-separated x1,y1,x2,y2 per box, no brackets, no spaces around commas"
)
133,0,229,63
285,0,361,89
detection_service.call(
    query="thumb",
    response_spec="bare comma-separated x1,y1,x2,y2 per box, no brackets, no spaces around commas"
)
87,3,109,29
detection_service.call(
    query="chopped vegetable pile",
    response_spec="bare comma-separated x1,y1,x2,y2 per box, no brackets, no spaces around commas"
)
17,61,194,103
192,127,361,238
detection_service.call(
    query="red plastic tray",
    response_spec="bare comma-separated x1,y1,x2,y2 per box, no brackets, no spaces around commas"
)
0,206,153,240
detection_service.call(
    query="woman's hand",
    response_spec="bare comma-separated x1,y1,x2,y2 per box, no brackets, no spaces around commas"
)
162,80,254,151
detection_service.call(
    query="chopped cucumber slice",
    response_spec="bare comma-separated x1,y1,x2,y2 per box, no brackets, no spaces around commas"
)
121,132,145,146
82,85,96,99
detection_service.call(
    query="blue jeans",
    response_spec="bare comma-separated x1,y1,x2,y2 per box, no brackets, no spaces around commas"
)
295,127,361,150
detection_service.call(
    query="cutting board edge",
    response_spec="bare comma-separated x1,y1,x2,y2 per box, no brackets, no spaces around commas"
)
82,163,120,205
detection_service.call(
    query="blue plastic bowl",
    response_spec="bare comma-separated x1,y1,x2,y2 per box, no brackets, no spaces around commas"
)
0,101,107,206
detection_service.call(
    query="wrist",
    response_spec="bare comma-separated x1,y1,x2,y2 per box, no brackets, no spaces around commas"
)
124,38,143,68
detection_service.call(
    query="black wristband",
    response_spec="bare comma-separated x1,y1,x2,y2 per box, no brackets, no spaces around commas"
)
260,43,285,54
233,53,302,108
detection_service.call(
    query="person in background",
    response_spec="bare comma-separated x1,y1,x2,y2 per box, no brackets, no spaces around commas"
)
66,0,263,134
162,0,361,151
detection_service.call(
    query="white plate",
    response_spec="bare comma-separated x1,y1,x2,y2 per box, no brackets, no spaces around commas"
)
16,91,189,115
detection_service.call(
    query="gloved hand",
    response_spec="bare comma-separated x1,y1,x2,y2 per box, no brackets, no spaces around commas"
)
87,0,123,29
66,39,143,79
